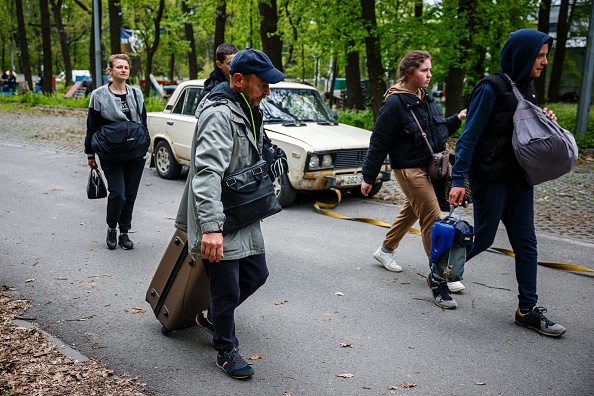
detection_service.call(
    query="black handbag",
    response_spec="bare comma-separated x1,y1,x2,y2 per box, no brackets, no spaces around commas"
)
87,168,108,199
221,159,282,233
90,88,150,162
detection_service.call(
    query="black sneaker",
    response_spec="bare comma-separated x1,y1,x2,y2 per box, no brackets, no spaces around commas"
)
216,348,254,379
514,306,566,337
106,229,117,250
196,308,214,335
118,233,134,250
427,275,457,309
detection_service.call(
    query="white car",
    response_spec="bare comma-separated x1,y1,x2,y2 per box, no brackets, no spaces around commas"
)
147,79,390,207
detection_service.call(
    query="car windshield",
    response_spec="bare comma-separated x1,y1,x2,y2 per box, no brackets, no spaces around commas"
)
261,88,334,124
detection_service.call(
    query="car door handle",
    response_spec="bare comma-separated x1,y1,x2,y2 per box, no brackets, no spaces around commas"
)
167,120,174,126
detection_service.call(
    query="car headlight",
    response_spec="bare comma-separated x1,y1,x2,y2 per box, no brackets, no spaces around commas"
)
322,154,333,168
308,155,320,169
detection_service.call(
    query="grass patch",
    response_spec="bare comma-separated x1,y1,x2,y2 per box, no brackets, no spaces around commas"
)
0,91,166,112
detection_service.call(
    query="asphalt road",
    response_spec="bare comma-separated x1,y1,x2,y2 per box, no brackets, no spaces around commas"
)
1,142,593,396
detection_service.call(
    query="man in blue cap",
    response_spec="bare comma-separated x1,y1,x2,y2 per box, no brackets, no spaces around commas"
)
175,48,285,379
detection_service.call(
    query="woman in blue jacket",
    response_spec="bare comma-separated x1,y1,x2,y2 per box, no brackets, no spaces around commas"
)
449,29,566,337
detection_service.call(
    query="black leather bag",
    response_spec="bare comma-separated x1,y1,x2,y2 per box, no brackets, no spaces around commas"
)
221,159,282,233
91,121,150,162
90,88,149,162
87,168,108,199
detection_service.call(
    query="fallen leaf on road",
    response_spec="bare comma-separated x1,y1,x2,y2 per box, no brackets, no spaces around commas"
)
25,279,35,283
249,354,262,360
337,373,353,378
475,381,486,385
274,300,288,305
400,381,416,388
335,292,344,296
340,343,352,348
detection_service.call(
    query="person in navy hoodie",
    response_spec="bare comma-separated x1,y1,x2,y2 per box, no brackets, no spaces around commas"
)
449,29,566,337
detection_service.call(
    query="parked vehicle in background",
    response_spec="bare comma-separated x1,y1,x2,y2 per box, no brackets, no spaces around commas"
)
146,80,390,207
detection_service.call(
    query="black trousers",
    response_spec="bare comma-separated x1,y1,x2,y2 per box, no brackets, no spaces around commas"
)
100,156,145,232
203,254,269,353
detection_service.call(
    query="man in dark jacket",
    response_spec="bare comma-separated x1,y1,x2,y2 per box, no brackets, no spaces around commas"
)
200,43,238,100
450,29,566,337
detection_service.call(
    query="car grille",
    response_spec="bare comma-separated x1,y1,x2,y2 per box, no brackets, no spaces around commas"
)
334,149,368,170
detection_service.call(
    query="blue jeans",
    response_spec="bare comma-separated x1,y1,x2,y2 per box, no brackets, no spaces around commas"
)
467,178,538,309
203,254,269,353
100,156,145,232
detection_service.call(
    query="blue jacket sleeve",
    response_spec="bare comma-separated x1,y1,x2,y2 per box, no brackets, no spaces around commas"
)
451,84,496,188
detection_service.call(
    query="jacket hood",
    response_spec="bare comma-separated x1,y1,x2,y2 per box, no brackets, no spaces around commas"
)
500,29,553,89
384,82,426,101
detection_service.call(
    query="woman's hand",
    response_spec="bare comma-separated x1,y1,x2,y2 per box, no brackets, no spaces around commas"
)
88,158,97,169
542,107,557,121
360,181,373,197
458,109,468,120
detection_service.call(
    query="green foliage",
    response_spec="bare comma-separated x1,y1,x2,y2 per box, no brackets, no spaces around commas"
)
336,109,374,131
550,102,594,151
0,92,165,112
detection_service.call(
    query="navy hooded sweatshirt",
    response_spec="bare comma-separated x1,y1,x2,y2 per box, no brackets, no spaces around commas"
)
451,29,553,187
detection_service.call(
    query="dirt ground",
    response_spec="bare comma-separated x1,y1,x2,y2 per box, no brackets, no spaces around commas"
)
0,286,151,396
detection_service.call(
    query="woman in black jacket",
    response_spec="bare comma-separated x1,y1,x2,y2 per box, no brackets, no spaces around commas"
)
361,50,466,308
84,54,147,251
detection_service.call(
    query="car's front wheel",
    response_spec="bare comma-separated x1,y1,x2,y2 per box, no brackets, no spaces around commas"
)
273,173,297,207
154,140,182,179
350,182,383,198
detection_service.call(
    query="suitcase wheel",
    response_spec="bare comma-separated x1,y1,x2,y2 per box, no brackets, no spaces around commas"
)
174,237,181,245
161,326,171,336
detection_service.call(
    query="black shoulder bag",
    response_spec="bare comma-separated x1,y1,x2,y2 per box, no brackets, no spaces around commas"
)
91,87,150,162
221,159,282,234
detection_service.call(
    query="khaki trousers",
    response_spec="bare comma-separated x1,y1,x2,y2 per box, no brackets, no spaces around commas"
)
383,167,442,259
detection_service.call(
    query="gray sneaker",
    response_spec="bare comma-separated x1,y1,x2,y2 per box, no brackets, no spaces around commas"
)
373,247,403,272
427,275,457,309
514,307,566,337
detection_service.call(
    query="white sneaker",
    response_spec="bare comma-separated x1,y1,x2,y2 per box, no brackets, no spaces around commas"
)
373,247,403,272
447,281,465,293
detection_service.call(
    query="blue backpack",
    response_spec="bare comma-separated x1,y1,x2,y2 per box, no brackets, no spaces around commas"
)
430,207,474,282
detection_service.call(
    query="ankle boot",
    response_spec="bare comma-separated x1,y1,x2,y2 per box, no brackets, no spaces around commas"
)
106,229,117,250
118,233,134,250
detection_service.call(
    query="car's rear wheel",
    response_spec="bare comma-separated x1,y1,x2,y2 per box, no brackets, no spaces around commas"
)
350,181,382,198
273,173,297,207
154,140,182,179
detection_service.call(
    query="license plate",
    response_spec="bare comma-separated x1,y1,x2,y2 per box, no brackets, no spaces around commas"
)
340,175,363,186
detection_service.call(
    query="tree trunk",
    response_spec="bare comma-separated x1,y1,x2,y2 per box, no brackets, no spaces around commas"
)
89,3,102,90
258,0,283,71
15,0,33,90
444,0,476,115
108,0,123,55
360,0,385,120
214,2,226,60
143,0,166,98
50,0,73,87
535,0,551,104
414,0,423,19
168,52,174,82
181,0,198,79
40,0,53,93
547,0,570,102
345,42,365,110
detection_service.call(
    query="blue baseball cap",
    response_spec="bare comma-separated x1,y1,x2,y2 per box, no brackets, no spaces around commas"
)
229,48,286,84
